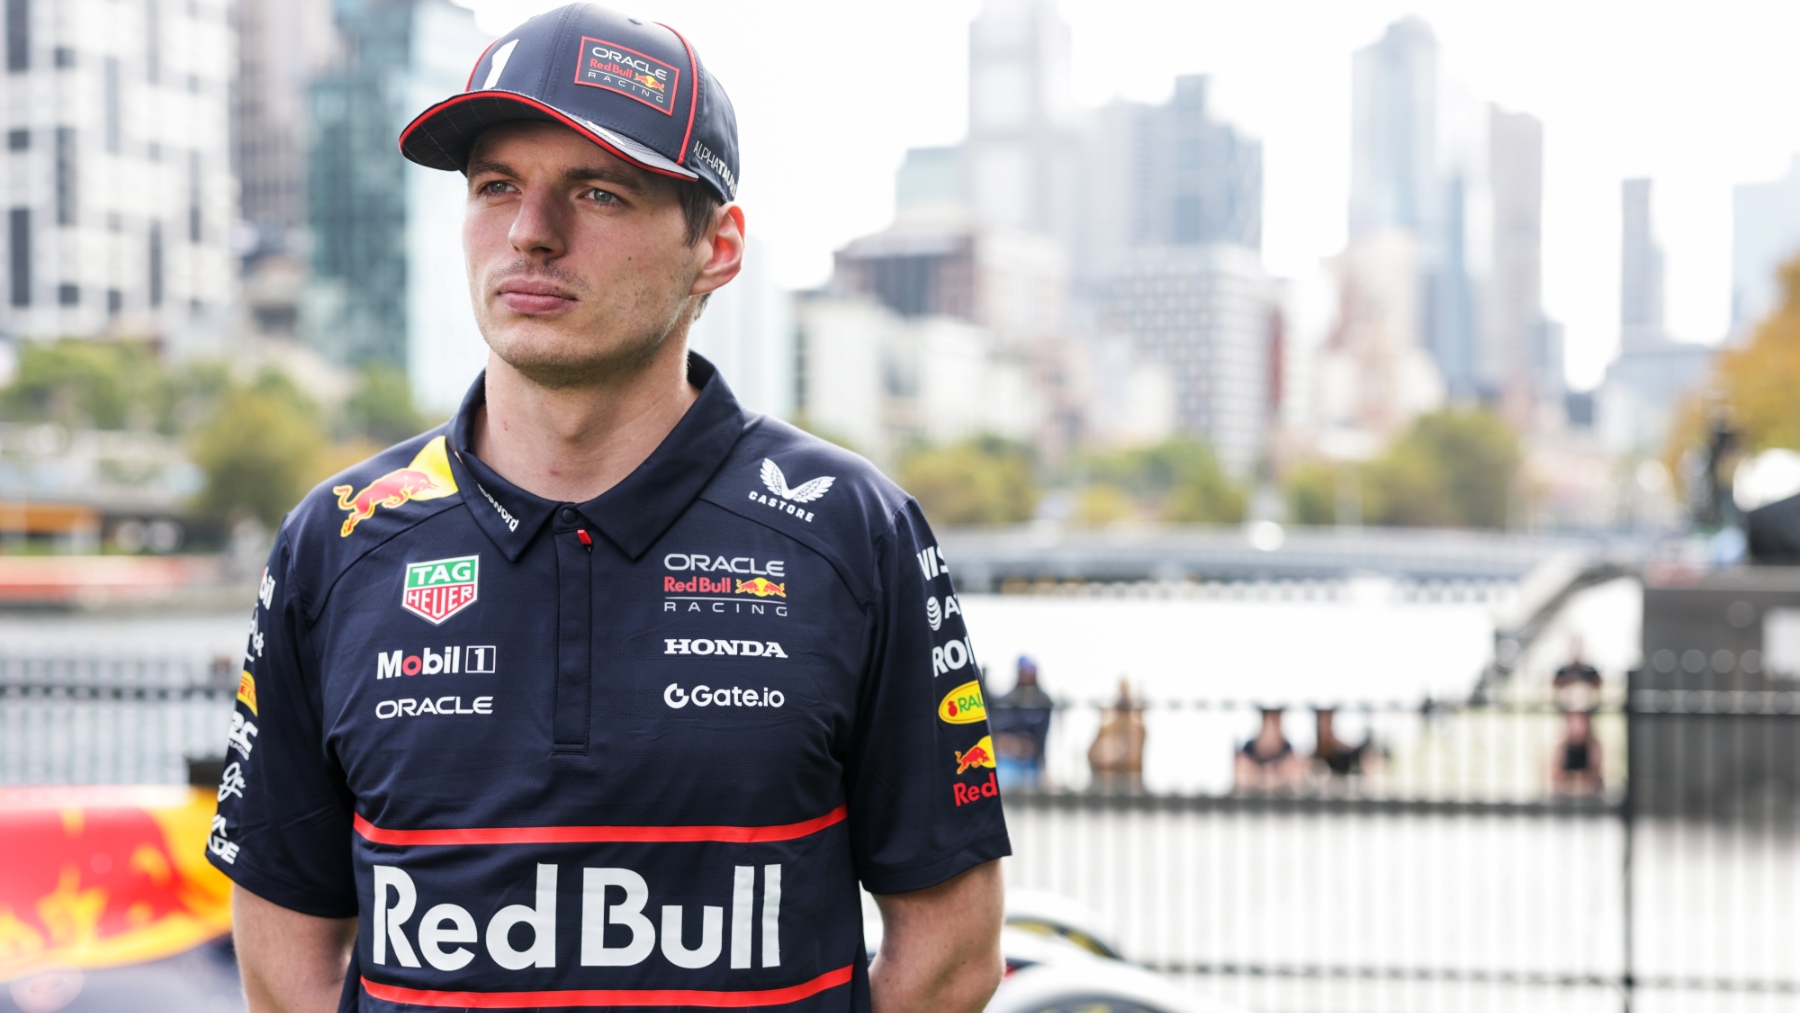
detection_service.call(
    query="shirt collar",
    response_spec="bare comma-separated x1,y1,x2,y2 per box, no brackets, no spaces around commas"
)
444,353,748,563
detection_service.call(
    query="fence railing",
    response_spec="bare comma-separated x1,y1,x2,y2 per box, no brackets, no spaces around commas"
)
0,653,235,785
6,656,1799,1011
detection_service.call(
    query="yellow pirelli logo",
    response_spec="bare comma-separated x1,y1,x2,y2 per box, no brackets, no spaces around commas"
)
236,671,258,716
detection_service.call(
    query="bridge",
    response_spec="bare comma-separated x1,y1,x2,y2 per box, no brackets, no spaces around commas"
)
935,523,1650,592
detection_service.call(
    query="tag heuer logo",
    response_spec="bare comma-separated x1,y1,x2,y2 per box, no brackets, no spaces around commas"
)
402,555,479,624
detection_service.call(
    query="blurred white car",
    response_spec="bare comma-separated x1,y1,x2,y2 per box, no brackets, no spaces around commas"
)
864,888,1247,1013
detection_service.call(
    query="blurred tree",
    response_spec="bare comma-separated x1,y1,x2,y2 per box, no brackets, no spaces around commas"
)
1162,449,1246,524
0,339,236,436
1078,437,1245,523
0,339,164,430
1363,408,1520,529
898,436,1038,526
343,363,428,446
1705,256,1800,452
189,372,328,529
1072,483,1134,527
1283,459,1343,525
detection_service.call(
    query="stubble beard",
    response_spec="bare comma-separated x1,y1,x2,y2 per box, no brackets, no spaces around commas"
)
477,262,695,390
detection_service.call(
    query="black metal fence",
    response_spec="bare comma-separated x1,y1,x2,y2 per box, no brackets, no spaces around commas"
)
0,653,235,785
999,688,1800,1013
4,656,1797,1012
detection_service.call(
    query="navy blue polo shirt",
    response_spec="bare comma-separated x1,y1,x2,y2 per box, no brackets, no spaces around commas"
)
207,355,1010,1011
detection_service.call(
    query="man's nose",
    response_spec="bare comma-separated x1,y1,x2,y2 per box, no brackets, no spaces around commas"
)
508,187,568,259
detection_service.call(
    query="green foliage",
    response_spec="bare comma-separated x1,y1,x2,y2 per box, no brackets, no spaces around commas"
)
0,339,234,436
1716,257,1800,452
1283,459,1343,525
189,372,327,529
1076,437,1246,524
1295,408,1521,530
898,436,1039,526
1072,483,1134,527
343,363,427,446
2,340,164,430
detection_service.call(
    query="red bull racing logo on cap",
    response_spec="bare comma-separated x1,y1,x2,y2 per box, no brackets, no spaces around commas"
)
402,555,479,625
574,36,679,114
334,436,459,537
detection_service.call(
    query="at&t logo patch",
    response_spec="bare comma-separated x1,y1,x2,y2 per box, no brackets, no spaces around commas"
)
402,555,479,624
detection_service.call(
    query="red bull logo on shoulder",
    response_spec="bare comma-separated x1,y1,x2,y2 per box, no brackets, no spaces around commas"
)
333,436,459,537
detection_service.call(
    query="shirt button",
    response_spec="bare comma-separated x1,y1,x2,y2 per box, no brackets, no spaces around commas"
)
559,507,579,525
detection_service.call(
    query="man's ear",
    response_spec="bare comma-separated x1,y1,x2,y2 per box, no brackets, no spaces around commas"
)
692,205,746,297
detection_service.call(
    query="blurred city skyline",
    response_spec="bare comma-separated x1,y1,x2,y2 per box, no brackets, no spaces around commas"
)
463,0,1800,389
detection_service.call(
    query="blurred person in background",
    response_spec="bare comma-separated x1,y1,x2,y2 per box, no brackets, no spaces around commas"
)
1311,707,1383,781
991,655,1053,789
1235,707,1309,791
1552,644,1604,795
1087,678,1145,791
205,7,1007,1012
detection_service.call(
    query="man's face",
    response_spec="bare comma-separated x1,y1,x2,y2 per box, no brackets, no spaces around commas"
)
462,120,713,388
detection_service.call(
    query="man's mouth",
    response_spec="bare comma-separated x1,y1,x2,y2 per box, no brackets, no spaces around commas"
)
496,279,578,316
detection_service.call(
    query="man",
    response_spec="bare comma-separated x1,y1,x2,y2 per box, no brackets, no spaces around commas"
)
206,7,1009,1012
989,655,1052,789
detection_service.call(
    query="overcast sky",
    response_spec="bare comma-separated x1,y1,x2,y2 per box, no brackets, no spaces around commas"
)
466,0,1800,389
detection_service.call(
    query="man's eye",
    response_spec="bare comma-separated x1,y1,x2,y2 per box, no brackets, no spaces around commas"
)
477,180,513,195
584,188,619,205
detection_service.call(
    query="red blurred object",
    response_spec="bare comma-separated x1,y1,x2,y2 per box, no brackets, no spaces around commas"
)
0,786,233,983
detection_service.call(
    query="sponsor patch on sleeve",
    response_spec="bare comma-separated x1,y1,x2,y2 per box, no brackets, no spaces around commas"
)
938,680,986,724
236,671,258,716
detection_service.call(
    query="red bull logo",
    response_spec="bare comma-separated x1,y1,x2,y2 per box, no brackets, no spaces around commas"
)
333,437,459,537
636,72,664,91
954,735,996,775
736,578,786,598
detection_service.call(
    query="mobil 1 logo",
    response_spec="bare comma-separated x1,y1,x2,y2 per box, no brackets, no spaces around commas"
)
377,645,497,679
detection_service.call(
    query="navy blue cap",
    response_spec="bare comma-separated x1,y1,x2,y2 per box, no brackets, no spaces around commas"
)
399,3,739,204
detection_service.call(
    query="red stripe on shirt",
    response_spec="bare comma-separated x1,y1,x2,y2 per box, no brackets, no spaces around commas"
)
360,964,853,1008
353,805,847,846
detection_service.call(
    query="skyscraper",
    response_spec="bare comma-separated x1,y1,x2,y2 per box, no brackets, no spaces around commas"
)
1731,155,1800,338
1620,178,1665,351
0,0,236,348
303,0,490,412
1600,178,1711,454
1349,16,1439,241
1076,76,1271,474
1349,16,1484,400
962,0,1079,248
232,0,337,258
1487,105,1550,424
1094,245,1272,475
1078,75,1261,284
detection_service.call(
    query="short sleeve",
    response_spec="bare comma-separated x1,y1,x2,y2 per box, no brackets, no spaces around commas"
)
205,533,358,918
846,501,1011,894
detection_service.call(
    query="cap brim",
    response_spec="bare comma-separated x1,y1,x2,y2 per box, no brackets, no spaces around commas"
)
399,90,699,183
